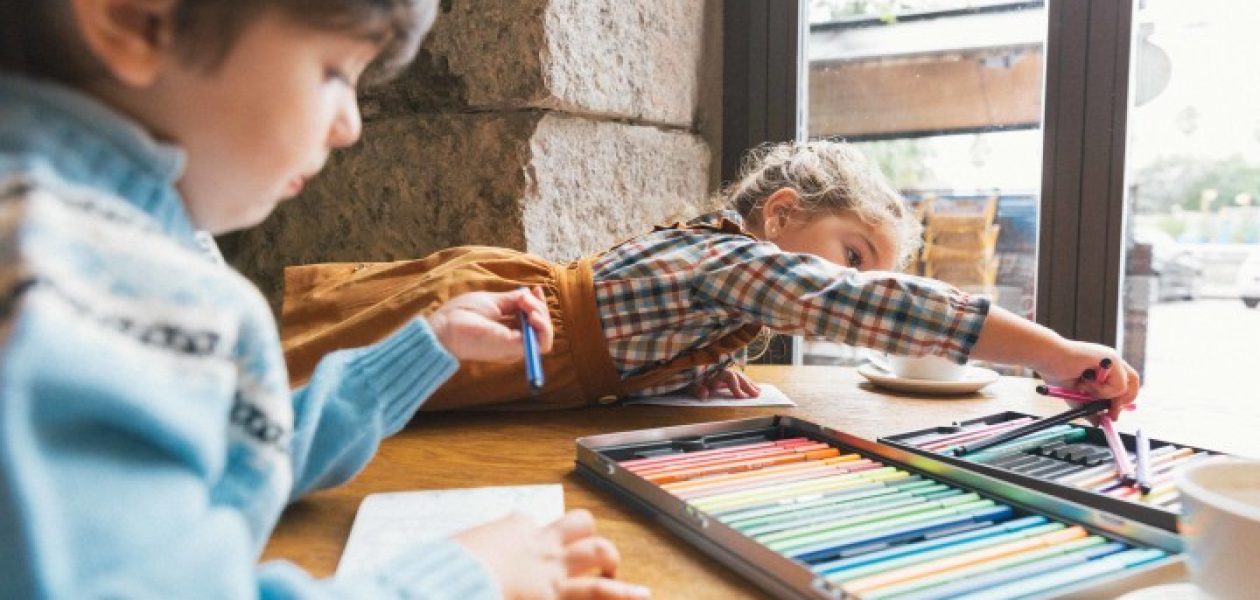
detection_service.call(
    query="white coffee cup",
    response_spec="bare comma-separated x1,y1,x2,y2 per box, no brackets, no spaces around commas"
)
1177,460,1260,600
870,353,968,381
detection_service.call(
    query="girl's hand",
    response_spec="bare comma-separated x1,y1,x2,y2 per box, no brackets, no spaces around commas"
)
690,367,761,400
427,287,553,362
453,510,651,600
1035,341,1140,420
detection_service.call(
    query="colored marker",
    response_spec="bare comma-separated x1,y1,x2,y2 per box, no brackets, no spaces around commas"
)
948,548,1166,600
822,523,1072,584
519,305,544,391
620,437,813,469
690,467,906,512
674,459,881,500
896,541,1128,600
951,401,1107,456
708,476,927,518
768,499,1001,551
1035,384,1094,403
1099,416,1135,483
635,442,835,477
666,456,868,496
917,418,1037,451
812,517,1054,576
784,505,1015,563
839,526,1089,595
859,535,1110,599
1135,428,1152,493
643,446,840,484
966,427,1090,464
1094,357,1113,384
752,494,986,544
730,487,959,535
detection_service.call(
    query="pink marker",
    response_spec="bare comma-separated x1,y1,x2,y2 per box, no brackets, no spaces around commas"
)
1094,357,1113,385
1035,384,1093,403
1099,416,1136,483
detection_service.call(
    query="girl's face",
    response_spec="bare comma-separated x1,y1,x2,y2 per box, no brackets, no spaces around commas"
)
768,208,900,271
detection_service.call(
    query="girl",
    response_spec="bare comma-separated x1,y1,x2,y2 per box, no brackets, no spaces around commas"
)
282,140,1139,417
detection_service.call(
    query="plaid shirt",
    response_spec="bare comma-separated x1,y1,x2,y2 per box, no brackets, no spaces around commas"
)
592,210,991,396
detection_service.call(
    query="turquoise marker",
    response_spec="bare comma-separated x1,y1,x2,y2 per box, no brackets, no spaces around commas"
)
822,522,1067,583
897,541,1128,600
810,515,1049,575
754,494,985,545
767,500,999,552
951,548,1167,600
966,427,1089,464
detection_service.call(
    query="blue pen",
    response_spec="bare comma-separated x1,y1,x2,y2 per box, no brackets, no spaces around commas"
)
519,306,544,391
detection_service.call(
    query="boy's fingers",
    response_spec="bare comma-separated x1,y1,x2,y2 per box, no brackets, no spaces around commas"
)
559,578,652,600
564,536,621,578
549,509,597,545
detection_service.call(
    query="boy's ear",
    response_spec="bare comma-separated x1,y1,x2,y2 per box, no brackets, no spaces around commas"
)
71,0,179,87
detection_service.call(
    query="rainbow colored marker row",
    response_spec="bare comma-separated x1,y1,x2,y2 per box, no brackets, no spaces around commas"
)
619,436,1168,599
902,420,1223,511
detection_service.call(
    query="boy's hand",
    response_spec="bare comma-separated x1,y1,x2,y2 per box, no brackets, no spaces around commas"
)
453,510,651,600
427,287,554,362
1035,340,1140,421
690,367,761,400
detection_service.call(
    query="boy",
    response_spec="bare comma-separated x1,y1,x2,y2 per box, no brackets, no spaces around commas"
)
0,1,646,598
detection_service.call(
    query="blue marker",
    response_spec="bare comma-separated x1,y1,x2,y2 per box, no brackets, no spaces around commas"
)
899,541,1128,600
785,505,1015,563
951,548,1167,600
810,516,1048,574
519,306,544,391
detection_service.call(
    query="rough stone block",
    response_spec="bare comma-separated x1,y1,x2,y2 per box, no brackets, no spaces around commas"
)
224,113,711,311
363,0,707,127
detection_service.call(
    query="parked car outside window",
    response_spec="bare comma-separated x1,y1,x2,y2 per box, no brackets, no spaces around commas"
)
1134,226,1202,302
1238,248,1260,309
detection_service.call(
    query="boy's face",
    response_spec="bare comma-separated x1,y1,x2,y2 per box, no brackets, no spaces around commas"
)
113,10,380,234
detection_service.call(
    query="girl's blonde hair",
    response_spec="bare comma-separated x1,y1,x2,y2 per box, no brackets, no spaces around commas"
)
723,140,923,270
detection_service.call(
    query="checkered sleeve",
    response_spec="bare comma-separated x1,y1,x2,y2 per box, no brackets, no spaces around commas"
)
692,238,991,364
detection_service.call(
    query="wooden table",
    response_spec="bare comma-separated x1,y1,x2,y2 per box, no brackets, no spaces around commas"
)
261,365,1259,598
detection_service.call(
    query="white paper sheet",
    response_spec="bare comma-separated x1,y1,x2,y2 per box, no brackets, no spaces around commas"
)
623,383,795,407
336,484,565,579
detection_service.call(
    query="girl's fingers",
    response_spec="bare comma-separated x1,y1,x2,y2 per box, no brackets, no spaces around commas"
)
563,536,622,578
732,370,760,396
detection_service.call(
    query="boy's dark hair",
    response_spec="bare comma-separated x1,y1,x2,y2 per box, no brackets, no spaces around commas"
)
0,0,437,86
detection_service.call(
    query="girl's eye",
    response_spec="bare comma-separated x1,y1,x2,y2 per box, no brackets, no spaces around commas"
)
325,67,353,86
846,247,863,269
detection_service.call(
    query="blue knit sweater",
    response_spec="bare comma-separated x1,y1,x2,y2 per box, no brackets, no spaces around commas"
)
0,75,499,599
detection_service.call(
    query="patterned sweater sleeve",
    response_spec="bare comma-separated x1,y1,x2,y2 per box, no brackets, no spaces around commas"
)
692,237,990,363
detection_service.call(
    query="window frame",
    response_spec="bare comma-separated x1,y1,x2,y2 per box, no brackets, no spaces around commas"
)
724,0,1135,361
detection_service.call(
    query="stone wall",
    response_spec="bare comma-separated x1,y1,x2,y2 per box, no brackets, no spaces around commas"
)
224,0,724,312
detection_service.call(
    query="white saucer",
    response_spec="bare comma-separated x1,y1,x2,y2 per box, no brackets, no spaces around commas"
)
857,362,999,395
